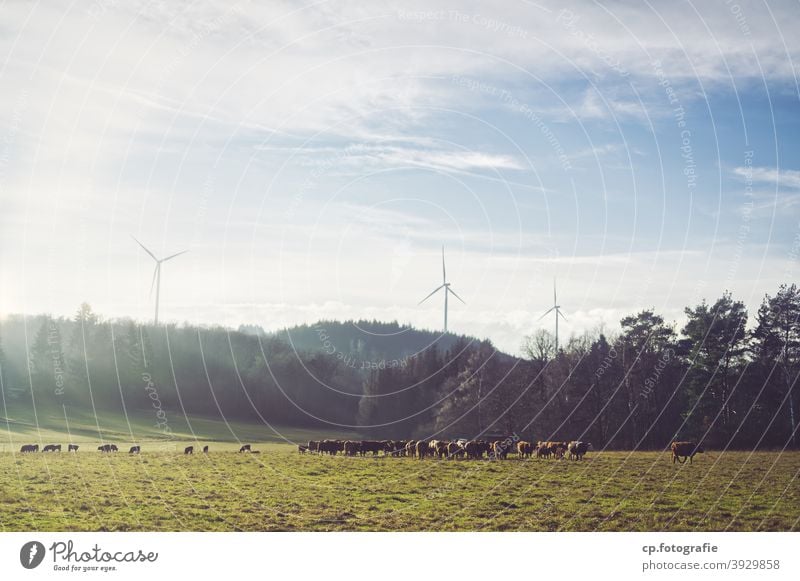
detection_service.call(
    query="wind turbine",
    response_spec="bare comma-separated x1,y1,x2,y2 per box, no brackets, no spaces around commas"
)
133,237,187,325
418,246,465,333
538,279,567,352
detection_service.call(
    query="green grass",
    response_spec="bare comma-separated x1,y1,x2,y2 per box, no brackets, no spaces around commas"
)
0,405,357,452
0,446,798,531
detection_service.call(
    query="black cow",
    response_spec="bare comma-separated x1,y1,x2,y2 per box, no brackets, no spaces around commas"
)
184,446,194,454
239,444,251,453
203,445,209,453
68,444,79,452
129,446,141,454
42,444,61,452
20,444,39,453
98,444,112,453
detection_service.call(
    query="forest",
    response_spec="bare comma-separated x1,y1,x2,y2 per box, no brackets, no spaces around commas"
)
0,284,798,450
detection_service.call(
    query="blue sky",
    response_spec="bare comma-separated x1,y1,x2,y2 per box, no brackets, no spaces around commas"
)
1,1,799,353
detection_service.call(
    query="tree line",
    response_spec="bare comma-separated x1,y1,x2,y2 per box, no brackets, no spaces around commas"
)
0,284,798,449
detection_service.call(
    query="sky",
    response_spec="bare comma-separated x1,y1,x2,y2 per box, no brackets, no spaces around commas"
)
1,0,799,354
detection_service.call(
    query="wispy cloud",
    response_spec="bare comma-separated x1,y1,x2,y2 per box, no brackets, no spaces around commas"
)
733,166,800,189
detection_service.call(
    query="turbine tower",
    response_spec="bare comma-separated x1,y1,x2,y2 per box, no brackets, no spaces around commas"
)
419,246,465,333
538,279,567,352
133,237,187,325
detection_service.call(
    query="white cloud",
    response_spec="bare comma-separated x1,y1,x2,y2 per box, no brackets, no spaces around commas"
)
733,166,800,190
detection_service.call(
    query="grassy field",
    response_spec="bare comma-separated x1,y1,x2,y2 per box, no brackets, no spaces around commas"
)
0,443,798,531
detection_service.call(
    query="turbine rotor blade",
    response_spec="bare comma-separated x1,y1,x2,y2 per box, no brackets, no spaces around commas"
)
418,284,445,305
537,306,556,321
132,236,158,261
162,250,188,262
149,264,159,296
447,287,466,304
553,278,557,305
558,309,568,322
442,245,446,284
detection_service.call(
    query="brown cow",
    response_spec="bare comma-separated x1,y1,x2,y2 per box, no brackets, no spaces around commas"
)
671,441,704,464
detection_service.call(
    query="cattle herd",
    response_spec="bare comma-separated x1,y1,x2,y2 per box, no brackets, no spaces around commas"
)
17,443,260,455
302,438,593,461
15,439,705,463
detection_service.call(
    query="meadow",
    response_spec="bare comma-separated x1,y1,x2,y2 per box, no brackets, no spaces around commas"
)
0,441,798,531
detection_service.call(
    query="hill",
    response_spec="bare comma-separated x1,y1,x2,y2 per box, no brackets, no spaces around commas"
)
265,319,485,373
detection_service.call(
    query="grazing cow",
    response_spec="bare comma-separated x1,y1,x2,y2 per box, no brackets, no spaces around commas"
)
517,441,533,458
129,446,141,454
318,439,343,455
203,445,209,453
535,441,550,459
110,444,119,452
568,441,590,460
344,440,361,456
68,444,79,452
298,444,308,454
307,440,319,454
405,440,417,458
492,440,510,459
359,440,386,456
184,446,194,455
20,444,39,453
97,444,112,453
42,444,62,452
416,440,428,459
447,441,462,460
671,441,704,464
239,444,251,453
